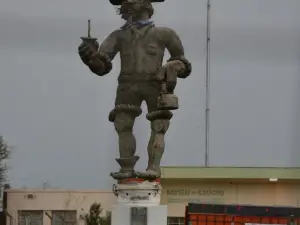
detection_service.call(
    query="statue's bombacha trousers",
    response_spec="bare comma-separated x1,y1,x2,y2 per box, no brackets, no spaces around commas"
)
78,0,191,181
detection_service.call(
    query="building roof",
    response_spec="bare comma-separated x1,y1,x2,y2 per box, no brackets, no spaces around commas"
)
161,166,300,181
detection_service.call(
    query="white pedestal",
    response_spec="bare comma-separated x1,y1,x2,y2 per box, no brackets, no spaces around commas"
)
111,180,167,225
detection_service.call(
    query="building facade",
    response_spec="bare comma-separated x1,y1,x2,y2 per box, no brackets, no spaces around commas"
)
161,167,300,217
6,189,115,225
5,167,300,225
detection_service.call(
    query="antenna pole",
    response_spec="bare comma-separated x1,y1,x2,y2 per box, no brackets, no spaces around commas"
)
205,0,211,167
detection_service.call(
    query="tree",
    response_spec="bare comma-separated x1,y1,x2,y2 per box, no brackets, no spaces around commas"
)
0,135,10,187
85,203,111,225
0,135,10,211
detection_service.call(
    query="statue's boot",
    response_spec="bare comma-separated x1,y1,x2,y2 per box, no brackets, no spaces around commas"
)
134,151,162,180
110,156,139,180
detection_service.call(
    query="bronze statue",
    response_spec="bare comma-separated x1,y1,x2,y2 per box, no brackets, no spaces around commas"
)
78,0,191,180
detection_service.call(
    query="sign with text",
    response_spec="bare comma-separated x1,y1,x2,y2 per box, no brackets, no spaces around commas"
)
165,188,225,204
166,188,224,197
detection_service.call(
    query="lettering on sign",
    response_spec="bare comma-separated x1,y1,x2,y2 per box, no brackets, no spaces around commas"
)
167,198,224,204
166,189,224,197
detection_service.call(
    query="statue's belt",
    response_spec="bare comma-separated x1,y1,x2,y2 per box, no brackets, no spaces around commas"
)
118,73,160,83
118,79,160,83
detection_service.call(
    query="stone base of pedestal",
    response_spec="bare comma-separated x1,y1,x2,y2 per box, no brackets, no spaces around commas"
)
111,178,167,225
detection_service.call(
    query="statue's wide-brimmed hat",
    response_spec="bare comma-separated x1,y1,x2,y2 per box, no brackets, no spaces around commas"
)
109,0,165,5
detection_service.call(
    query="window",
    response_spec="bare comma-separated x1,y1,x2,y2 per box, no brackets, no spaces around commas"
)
168,217,185,225
52,211,76,225
18,211,43,225
131,207,147,225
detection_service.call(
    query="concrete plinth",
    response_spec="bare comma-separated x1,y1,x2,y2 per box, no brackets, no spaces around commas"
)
111,179,167,225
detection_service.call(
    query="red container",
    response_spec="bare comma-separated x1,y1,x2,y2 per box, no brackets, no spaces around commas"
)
185,203,299,225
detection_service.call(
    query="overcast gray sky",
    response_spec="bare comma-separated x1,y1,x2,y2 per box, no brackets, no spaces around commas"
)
0,0,299,189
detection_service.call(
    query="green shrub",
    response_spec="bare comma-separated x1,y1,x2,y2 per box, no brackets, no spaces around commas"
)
85,203,111,225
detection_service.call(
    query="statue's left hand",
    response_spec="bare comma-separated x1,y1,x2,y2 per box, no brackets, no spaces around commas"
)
157,60,185,80
166,60,186,73
157,60,185,92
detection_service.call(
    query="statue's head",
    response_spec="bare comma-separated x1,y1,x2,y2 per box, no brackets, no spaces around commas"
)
120,0,154,21
109,0,164,21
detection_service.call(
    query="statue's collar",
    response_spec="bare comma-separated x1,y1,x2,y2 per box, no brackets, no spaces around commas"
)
121,19,154,29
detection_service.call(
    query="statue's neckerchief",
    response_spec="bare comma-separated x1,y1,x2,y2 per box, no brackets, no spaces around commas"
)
121,19,153,30
121,19,154,39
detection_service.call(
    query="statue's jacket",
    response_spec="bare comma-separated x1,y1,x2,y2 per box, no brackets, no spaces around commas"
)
96,23,191,81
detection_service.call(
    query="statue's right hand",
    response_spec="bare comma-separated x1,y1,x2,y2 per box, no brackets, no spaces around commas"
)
78,42,97,65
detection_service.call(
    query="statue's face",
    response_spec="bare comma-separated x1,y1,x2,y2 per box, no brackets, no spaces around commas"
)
119,0,146,21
